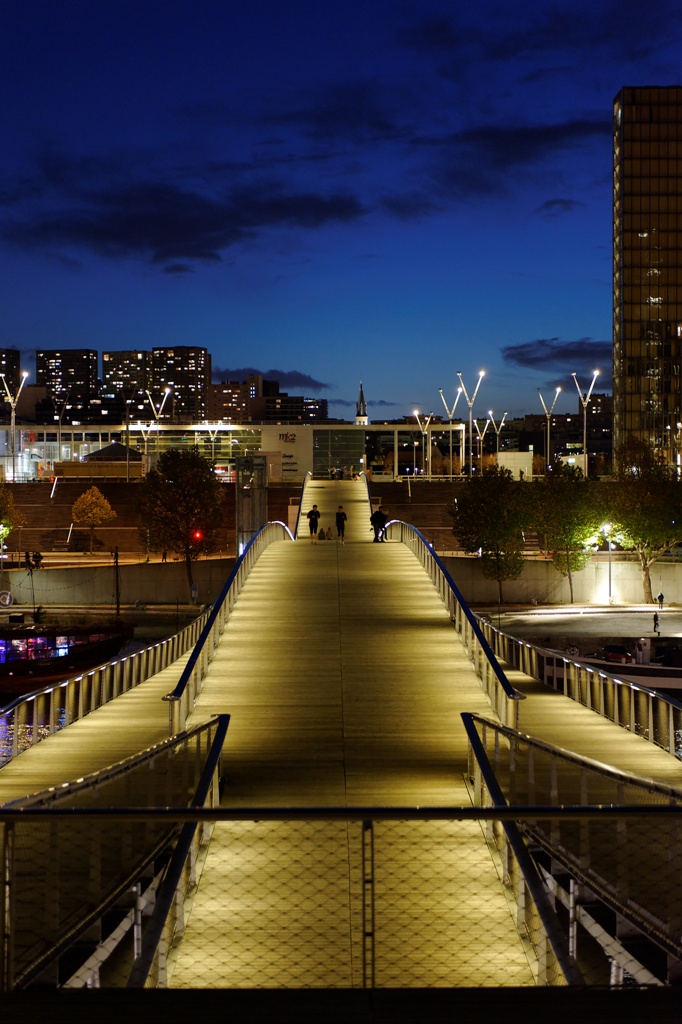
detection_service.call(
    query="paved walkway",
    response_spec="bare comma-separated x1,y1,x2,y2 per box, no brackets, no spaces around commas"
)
2,478,682,988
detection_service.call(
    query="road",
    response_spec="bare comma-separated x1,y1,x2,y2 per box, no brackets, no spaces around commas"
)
486,605,682,644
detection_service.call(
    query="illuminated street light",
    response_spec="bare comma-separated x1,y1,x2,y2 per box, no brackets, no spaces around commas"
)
438,386,463,478
414,409,433,479
538,386,561,470
572,371,599,477
602,522,613,604
457,370,485,475
474,417,490,467
146,388,172,459
0,371,28,482
488,410,507,458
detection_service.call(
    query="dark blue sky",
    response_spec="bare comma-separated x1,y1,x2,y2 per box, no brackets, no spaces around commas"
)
2,0,681,420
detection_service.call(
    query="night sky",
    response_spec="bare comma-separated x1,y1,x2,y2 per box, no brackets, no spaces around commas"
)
2,1,681,421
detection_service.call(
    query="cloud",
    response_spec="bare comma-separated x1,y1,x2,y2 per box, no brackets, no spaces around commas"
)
2,165,367,268
329,397,397,407
502,337,612,389
212,367,331,391
533,198,585,220
264,81,410,146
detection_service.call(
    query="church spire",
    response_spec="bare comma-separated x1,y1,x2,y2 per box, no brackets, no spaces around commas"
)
355,381,368,425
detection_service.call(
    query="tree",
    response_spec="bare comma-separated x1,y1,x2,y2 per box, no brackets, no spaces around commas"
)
139,448,226,595
531,462,605,603
445,466,529,602
605,449,682,603
72,486,116,554
0,483,26,549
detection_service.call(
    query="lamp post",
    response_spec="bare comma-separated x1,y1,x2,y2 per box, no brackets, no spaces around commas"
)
488,410,507,458
538,386,561,470
603,522,613,604
414,410,433,479
145,388,171,461
438,386,463,478
0,371,28,482
457,370,484,474
572,371,599,477
474,417,490,467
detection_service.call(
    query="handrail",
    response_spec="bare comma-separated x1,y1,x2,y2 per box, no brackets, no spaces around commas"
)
164,520,293,733
0,609,211,769
461,712,584,986
127,713,230,988
462,711,682,965
294,471,313,538
385,519,525,729
462,711,682,802
477,619,682,760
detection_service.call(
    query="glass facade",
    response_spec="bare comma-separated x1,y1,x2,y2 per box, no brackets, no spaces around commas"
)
613,87,682,463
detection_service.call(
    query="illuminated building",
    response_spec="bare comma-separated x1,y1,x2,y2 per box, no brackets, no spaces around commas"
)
613,87,682,466
151,346,211,421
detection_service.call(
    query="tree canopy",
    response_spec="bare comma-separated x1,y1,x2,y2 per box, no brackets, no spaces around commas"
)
72,486,116,554
530,462,606,603
445,466,528,602
138,448,226,594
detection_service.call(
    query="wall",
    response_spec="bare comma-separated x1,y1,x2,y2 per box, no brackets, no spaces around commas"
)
2,557,237,611
441,555,676,606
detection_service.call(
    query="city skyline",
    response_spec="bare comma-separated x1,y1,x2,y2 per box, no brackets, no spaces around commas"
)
2,1,682,420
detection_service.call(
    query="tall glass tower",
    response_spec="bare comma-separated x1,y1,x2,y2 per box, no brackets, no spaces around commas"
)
613,87,682,467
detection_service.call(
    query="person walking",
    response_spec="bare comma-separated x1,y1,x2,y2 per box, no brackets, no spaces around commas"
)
306,504,321,543
336,505,347,544
370,506,388,542
657,592,665,610
654,611,660,635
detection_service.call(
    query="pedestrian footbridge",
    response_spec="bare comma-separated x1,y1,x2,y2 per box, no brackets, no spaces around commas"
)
1,477,682,994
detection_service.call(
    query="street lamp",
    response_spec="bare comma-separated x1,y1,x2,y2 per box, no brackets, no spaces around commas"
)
474,417,490,467
438,386,463,478
146,388,171,460
457,370,485,475
488,410,507,458
603,522,613,604
572,371,599,477
538,386,561,470
414,410,433,479
0,371,28,482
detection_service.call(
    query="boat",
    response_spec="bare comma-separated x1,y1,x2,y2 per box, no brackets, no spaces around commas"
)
0,622,133,695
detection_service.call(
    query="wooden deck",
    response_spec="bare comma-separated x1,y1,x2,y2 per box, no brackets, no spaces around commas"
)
1,478,682,988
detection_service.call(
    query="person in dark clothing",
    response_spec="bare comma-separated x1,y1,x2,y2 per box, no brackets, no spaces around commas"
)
370,506,388,542
657,592,665,610
307,504,321,543
336,505,347,544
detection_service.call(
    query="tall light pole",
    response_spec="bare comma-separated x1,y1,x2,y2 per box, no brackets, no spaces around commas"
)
488,410,507,458
1,371,28,482
413,410,433,479
572,371,599,477
538,386,561,470
438,386,463,478
474,417,490,467
603,522,613,604
457,370,484,474
146,388,171,461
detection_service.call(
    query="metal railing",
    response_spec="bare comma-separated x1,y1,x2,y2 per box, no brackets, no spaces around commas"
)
463,711,682,976
476,619,682,760
164,521,294,733
5,803,682,990
385,519,525,729
0,715,228,992
0,611,210,769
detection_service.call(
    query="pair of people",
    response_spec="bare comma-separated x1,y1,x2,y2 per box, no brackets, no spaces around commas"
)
370,506,388,542
307,504,348,544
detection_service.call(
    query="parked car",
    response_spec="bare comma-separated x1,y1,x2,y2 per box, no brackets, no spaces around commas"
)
601,643,633,664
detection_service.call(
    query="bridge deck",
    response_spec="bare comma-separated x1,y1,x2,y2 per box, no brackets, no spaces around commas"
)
1,479,681,988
